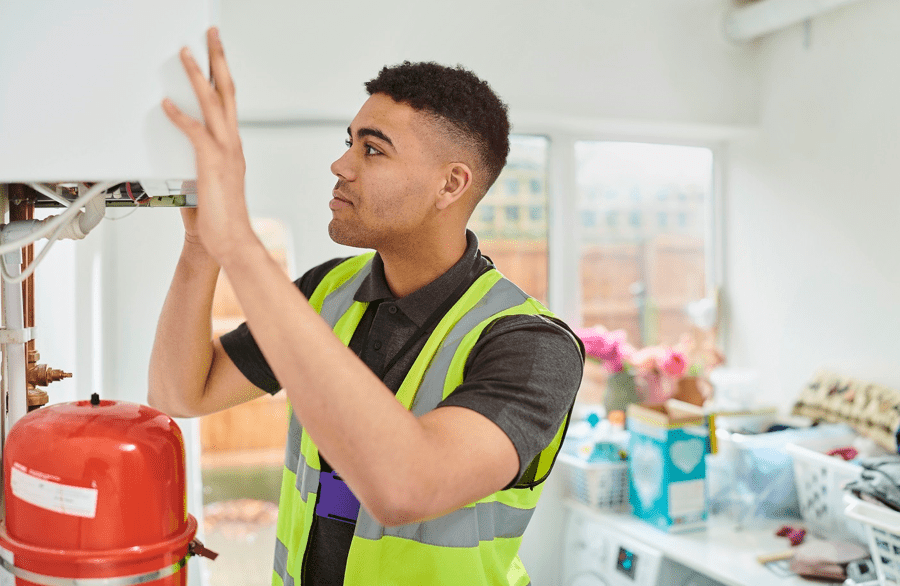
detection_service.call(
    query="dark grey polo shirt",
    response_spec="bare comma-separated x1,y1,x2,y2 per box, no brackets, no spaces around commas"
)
220,230,584,586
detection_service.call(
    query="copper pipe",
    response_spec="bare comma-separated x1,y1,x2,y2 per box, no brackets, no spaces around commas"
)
8,185,70,410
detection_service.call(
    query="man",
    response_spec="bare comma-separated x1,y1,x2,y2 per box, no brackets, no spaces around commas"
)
148,27,583,586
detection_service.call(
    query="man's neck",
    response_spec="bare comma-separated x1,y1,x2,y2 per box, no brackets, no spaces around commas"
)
379,232,468,299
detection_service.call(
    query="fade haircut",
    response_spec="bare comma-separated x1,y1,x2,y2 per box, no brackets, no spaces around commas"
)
365,61,510,201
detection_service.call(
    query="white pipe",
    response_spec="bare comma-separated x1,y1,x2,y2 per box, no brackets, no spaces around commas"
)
77,183,106,235
0,181,114,255
724,0,870,43
2,247,27,433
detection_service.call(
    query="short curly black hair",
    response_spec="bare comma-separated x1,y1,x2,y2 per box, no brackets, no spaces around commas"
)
365,61,510,198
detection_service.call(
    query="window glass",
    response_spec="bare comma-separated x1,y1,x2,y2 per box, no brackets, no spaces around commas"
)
576,141,713,347
468,135,549,304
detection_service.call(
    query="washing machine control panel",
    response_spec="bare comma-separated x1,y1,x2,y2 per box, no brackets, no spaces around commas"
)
564,510,724,586
615,546,638,579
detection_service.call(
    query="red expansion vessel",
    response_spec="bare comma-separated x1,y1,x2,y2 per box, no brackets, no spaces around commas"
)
0,395,198,585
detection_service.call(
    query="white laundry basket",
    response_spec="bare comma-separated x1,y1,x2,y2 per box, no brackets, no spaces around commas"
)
844,494,900,585
786,434,868,544
557,452,630,512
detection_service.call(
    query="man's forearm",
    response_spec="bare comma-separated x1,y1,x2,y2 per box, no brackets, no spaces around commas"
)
148,239,221,417
219,239,436,522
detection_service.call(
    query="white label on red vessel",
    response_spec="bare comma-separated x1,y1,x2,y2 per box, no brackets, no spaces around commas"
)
0,543,14,585
10,464,98,518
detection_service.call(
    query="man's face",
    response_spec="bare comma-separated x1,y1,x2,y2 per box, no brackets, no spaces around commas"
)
328,93,445,251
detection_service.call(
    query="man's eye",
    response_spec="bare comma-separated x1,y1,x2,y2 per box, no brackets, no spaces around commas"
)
364,145,381,156
345,139,352,148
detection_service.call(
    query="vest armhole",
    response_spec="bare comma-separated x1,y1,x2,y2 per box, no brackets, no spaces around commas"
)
463,309,578,491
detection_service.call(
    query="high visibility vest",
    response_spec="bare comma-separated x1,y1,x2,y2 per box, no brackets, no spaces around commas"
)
273,253,574,586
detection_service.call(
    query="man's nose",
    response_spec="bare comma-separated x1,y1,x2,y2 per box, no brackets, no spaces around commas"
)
330,149,355,180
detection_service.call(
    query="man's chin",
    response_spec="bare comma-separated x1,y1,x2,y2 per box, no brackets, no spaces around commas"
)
328,221,370,249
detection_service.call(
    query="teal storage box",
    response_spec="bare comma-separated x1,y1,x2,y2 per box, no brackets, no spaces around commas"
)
627,401,709,532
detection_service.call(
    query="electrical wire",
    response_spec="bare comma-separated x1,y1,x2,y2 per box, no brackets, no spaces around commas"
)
27,183,72,207
0,181,116,257
105,197,141,221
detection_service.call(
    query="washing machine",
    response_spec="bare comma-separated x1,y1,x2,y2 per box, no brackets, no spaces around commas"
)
562,510,726,586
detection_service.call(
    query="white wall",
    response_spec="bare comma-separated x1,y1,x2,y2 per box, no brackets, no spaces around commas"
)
725,0,900,405
221,0,760,127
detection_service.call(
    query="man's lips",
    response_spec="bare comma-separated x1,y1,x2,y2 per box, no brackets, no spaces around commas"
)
330,191,352,210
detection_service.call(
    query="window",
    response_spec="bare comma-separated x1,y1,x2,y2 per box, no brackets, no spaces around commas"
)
576,141,713,347
469,135,549,303
470,137,717,350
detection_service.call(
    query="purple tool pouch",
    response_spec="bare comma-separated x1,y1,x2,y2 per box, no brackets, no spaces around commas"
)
315,470,361,524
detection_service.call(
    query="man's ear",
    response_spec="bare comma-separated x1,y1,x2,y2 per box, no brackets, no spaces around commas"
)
436,163,473,211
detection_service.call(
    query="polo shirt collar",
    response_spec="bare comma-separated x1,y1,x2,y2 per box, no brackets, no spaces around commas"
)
353,230,481,328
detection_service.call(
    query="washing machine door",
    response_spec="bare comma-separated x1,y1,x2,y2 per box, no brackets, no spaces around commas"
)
567,571,610,586
562,510,612,586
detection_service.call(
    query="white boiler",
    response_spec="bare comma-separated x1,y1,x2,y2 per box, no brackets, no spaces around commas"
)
0,0,217,184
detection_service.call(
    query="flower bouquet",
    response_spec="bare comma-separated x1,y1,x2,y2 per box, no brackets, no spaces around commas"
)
575,326,705,410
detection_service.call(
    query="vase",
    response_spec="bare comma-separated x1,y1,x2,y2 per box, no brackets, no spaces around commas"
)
603,370,640,413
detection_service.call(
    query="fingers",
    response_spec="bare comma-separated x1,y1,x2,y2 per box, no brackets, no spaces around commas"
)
207,28,239,127
162,98,211,148
179,45,231,141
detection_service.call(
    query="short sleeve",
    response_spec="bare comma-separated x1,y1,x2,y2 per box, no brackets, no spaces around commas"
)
436,314,585,487
218,257,350,394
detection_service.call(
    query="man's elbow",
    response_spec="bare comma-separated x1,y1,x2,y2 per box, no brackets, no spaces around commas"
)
364,481,432,528
146,385,199,419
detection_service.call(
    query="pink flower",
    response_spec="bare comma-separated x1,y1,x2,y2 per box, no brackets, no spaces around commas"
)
658,349,688,379
629,347,661,374
574,327,630,373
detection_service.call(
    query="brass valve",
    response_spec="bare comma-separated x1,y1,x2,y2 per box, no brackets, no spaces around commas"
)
27,363,72,388
25,350,72,410
27,389,49,411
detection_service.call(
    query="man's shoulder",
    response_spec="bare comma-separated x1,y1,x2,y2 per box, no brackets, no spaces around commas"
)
478,312,585,360
295,256,356,298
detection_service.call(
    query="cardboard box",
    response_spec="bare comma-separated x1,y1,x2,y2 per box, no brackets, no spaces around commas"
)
627,400,709,532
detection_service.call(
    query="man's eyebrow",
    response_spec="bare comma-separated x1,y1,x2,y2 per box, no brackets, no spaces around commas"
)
347,126,395,149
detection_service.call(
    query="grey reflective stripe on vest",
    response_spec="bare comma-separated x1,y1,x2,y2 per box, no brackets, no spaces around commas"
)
284,413,319,502
284,412,302,470
354,500,535,547
274,537,294,586
410,277,528,417
319,258,374,327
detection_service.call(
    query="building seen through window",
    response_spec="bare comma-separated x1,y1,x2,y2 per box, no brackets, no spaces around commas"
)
468,137,715,352
576,141,713,348
468,135,550,304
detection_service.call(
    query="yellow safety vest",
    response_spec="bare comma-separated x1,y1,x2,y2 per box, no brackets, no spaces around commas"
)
273,253,574,586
